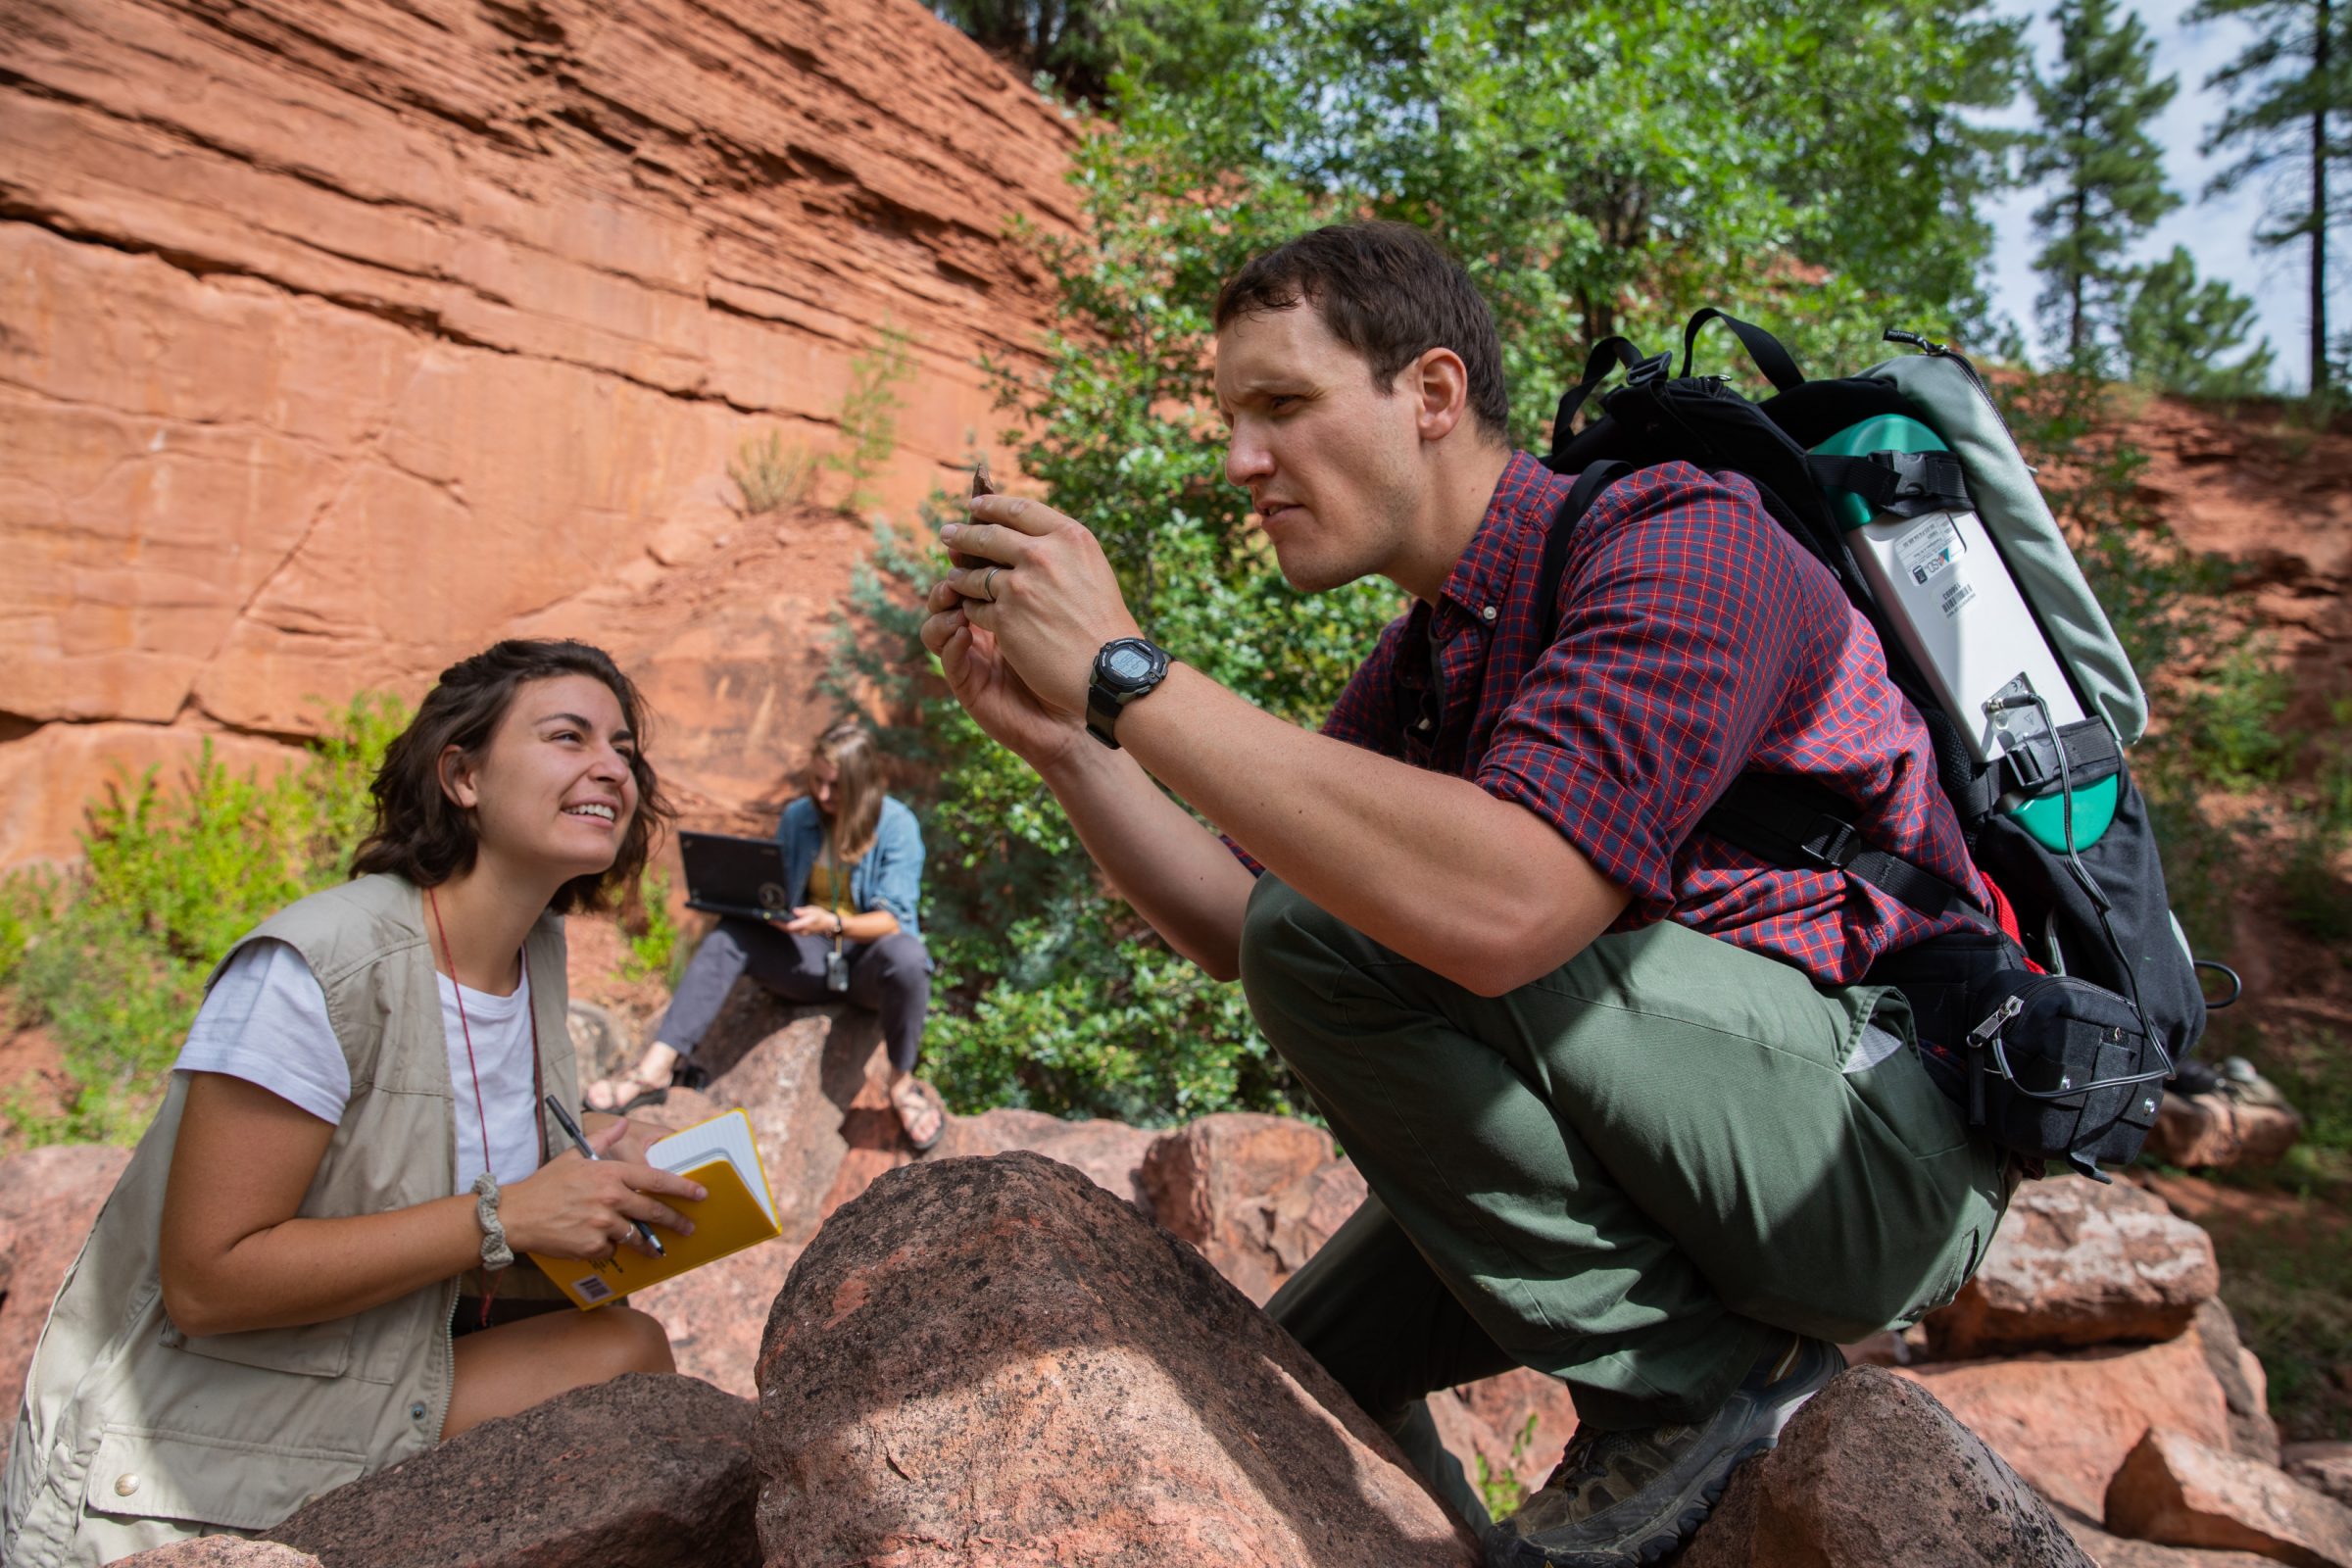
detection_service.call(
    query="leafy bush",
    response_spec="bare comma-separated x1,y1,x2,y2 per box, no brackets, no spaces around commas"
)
826,325,917,514
1,696,407,1144
620,869,686,985
729,430,818,515
2184,640,2299,790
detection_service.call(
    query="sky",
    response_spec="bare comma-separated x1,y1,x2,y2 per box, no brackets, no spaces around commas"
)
1982,0,2346,390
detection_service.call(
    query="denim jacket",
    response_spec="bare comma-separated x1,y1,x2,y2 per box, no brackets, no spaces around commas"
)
777,794,924,940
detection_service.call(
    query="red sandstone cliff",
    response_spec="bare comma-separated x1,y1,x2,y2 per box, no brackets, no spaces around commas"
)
0,0,1077,865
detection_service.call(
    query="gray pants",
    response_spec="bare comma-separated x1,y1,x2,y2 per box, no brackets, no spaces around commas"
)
1242,873,2006,1524
656,917,931,1074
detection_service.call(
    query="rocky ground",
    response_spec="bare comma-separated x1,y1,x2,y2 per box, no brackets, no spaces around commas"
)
6,989,2351,1566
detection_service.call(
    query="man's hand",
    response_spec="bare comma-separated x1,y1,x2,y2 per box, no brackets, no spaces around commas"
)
934,495,1142,716
919,580,1082,769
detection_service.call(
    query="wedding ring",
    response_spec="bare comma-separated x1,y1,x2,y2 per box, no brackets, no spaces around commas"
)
978,565,1004,603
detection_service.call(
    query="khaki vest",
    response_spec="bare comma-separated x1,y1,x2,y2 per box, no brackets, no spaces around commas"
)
3,874,579,1566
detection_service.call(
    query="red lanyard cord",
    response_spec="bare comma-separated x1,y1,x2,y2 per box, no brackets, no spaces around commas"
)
425,886,545,1327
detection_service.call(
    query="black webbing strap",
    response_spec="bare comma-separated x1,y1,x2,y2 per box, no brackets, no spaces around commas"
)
1680,308,1806,392
2001,716,2122,799
1549,337,1653,456
1700,775,1987,922
1529,462,1986,926
1806,450,1972,520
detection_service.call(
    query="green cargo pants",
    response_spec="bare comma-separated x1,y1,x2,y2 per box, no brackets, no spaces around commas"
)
1244,873,2007,1526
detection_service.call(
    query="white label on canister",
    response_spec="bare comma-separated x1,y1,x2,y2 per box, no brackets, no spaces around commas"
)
1894,513,1964,587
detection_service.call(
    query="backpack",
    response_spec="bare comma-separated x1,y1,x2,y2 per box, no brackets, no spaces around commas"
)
1537,310,2212,1180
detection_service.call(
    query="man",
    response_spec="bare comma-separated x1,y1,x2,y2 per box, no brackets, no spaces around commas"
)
920,221,2007,1566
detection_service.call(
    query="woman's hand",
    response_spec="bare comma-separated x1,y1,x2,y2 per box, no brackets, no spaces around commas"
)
500,1119,706,1261
779,904,841,937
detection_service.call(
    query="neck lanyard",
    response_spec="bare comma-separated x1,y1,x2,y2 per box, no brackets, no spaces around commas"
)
825,839,846,956
425,886,547,1324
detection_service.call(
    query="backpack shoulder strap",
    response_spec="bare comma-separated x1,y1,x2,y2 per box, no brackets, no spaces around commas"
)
1529,456,1984,925
1536,460,1634,640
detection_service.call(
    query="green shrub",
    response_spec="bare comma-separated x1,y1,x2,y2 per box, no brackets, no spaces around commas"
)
2184,641,2299,791
825,326,916,514
0,695,407,1144
729,430,818,515
620,869,685,985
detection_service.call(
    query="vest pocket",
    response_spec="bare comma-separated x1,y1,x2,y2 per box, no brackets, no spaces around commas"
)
172,1313,355,1379
81,1424,366,1531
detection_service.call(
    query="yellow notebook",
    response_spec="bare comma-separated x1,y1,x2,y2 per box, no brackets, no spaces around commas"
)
527,1107,783,1309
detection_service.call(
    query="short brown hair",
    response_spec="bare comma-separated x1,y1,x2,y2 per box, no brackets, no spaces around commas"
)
1212,221,1509,436
351,640,673,915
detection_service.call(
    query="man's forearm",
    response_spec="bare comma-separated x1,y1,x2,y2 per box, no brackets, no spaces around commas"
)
1115,665,1626,995
1036,737,1258,981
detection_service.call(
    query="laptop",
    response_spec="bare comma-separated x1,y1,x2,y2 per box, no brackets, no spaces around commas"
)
677,829,792,922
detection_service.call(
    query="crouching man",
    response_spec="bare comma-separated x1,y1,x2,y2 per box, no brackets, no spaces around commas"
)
920,220,2008,1566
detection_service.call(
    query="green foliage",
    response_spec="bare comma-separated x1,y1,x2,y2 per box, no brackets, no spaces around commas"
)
2021,0,2180,366
621,870,685,985
826,326,917,514
929,0,1264,102
1475,1411,1541,1523
2122,246,2278,398
2186,0,2351,395
729,430,819,516
0,696,408,1145
2183,639,2300,789
2281,825,2352,942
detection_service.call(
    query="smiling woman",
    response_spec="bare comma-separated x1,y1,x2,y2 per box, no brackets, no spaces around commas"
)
2,640,707,1568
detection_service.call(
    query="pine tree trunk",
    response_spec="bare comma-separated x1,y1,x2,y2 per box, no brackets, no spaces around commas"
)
2316,0,2333,396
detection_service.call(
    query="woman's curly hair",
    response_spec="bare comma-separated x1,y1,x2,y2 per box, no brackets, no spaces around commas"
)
351,640,674,914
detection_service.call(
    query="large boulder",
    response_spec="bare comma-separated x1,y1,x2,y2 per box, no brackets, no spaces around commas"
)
0,1143,133,1468
2287,1445,2352,1510
269,1373,758,1567
1676,1365,2093,1566
2146,1093,2303,1169
1139,1112,1352,1305
115,1544,324,1567
753,1152,1479,1566
935,1107,1161,1212
2197,1298,2283,1467
698,1009,891,1245
1896,1329,2233,1519
1922,1175,2219,1358
2107,1429,2352,1568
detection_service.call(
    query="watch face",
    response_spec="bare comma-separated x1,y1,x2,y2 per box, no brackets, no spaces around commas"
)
1107,645,1155,683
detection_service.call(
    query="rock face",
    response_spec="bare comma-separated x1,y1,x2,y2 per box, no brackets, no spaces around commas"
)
269,1373,759,1567
0,0,1076,869
1677,1365,2094,1567
2287,1445,2352,1510
2105,1429,2352,1568
753,1152,1479,1566
1896,1330,2234,1520
1138,1111,1353,1304
0,1142,134,1469
1923,1175,2220,1358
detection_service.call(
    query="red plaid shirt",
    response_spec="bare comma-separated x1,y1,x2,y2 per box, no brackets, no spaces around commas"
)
1301,450,1996,985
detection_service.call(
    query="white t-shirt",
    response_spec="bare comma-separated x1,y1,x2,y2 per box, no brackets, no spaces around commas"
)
174,939,546,1191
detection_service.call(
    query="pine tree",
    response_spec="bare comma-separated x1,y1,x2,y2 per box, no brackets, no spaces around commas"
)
2121,245,2279,394
2188,0,2352,398
2022,0,2182,365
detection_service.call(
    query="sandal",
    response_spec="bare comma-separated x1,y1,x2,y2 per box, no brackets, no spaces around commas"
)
583,1065,670,1115
890,1077,946,1153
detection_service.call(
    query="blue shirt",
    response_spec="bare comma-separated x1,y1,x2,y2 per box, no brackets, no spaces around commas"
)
776,794,925,941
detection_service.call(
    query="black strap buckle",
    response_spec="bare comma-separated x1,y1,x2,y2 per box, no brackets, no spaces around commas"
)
1626,351,1673,387
1807,816,1861,869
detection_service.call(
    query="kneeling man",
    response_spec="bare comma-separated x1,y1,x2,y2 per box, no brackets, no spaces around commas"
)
921,220,2008,1566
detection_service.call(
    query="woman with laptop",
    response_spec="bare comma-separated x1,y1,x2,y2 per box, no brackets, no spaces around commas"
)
586,718,942,1150
5,640,708,1566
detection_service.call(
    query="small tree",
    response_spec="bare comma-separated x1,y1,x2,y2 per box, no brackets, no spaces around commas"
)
2189,0,2352,399
2022,0,2181,365
2121,245,2279,395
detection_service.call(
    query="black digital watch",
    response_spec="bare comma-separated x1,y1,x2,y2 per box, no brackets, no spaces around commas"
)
1086,636,1173,749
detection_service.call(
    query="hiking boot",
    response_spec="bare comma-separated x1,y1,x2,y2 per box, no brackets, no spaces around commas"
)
1483,1335,1842,1567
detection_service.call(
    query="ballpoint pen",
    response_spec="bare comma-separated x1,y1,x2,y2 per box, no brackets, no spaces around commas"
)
543,1095,665,1258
